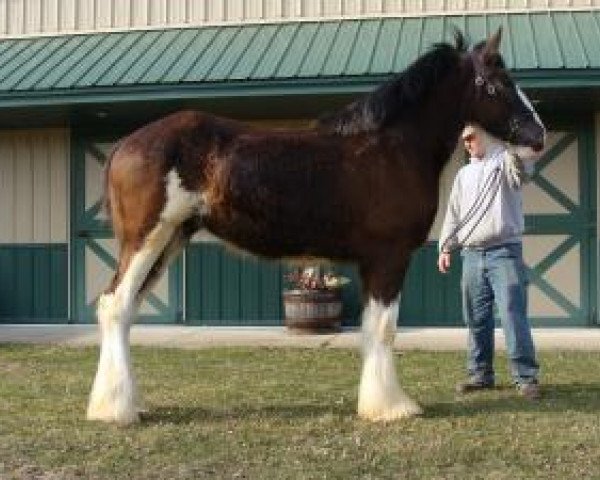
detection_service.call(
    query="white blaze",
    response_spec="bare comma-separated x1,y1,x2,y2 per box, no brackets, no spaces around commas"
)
516,86,545,133
512,86,546,159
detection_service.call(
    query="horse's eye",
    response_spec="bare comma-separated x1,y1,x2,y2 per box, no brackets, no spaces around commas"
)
487,84,496,96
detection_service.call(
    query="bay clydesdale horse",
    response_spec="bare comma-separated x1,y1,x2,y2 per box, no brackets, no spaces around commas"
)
88,28,545,425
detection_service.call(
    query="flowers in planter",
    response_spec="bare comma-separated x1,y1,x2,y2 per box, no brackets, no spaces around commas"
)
284,266,350,292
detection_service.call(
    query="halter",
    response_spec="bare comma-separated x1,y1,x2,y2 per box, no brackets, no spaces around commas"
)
473,69,522,144
475,74,497,96
469,44,498,97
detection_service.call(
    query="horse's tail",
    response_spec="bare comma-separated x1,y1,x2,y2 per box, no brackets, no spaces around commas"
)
102,141,122,222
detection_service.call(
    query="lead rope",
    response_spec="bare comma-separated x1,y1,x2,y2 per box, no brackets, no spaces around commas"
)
439,164,502,254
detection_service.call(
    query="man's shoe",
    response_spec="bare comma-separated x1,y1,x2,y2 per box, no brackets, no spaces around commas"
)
456,380,494,394
517,382,540,400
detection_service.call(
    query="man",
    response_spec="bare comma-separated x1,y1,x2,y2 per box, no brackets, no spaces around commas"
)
438,124,540,400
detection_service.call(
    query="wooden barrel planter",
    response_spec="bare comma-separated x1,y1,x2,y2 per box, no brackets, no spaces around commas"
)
283,289,343,333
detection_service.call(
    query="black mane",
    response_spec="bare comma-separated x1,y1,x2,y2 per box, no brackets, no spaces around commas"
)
317,32,468,135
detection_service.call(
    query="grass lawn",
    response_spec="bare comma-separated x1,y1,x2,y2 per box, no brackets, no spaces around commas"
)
1,345,599,479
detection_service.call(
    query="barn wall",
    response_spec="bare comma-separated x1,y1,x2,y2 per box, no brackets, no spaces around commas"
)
0,128,69,321
0,0,596,37
0,129,68,244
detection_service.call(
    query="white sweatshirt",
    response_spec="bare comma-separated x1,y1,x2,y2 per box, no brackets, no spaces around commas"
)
438,143,534,252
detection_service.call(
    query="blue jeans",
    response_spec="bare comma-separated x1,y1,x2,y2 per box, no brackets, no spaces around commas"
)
461,243,539,385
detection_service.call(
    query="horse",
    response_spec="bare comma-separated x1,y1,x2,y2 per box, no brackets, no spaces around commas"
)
87,28,545,425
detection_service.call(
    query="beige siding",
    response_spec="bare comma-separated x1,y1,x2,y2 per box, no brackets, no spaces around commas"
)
0,133,14,243
59,0,75,31
32,131,50,242
14,132,33,242
0,0,598,37
44,0,60,32
49,130,68,242
0,129,69,244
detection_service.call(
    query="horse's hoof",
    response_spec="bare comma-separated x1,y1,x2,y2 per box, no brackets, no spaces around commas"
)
87,404,140,426
390,401,424,419
358,401,423,422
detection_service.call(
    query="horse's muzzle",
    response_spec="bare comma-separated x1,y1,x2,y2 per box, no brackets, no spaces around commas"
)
512,120,546,153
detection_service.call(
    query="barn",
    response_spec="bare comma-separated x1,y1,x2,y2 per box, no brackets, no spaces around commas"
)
0,0,597,328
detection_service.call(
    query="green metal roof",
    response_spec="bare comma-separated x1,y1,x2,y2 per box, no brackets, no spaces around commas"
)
0,11,599,107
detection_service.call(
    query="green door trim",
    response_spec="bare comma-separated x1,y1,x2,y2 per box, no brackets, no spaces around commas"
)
582,119,597,326
524,117,597,326
85,237,171,314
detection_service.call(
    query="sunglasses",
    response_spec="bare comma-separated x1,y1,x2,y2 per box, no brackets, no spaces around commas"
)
463,134,476,142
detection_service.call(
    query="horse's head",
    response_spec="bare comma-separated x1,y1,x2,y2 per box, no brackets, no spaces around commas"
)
464,28,546,156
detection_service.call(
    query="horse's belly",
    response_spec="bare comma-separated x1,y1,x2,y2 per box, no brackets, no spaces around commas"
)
203,205,354,261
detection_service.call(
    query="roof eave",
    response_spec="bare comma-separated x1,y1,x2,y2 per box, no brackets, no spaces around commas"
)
0,70,599,109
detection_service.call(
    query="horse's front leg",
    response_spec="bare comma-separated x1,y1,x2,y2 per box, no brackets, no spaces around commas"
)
358,295,423,421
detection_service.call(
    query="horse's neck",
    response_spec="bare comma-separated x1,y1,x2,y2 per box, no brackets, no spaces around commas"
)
409,80,469,175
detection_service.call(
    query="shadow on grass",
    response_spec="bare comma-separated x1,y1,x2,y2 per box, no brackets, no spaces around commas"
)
139,383,600,424
424,382,600,418
141,403,355,425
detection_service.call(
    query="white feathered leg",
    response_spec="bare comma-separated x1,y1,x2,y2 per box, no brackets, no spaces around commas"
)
358,296,423,421
87,222,175,425
87,169,200,424
87,291,139,425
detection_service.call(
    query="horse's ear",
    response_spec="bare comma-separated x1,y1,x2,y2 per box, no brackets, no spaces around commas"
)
483,27,502,57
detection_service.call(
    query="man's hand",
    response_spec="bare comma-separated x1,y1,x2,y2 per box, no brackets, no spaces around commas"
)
505,151,528,188
438,251,451,274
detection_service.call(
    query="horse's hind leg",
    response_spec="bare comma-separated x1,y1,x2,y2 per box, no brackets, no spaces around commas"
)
87,222,177,425
137,218,198,299
87,169,199,425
